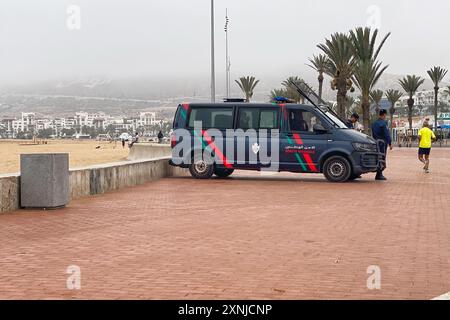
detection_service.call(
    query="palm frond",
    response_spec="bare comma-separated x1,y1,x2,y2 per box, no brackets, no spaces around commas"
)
235,76,260,102
427,66,448,88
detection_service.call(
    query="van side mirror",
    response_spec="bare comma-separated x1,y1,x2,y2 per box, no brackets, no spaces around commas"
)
313,124,328,134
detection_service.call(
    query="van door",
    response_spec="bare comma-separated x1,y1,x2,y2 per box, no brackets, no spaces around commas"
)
233,107,279,169
280,107,329,172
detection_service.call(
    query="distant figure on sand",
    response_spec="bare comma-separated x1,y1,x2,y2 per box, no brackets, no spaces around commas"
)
418,121,436,173
158,130,164,144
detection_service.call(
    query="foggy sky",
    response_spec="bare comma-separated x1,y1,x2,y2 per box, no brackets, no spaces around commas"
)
0,0,449,86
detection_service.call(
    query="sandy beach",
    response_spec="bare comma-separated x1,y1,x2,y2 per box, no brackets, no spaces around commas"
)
0,139,129,174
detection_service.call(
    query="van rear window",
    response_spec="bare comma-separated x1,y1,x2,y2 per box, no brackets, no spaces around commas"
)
188,108,233,129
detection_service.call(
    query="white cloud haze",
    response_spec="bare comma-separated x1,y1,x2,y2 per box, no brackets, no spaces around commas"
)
0,0,449,86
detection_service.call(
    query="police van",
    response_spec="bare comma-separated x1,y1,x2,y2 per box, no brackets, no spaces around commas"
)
169,101,383,183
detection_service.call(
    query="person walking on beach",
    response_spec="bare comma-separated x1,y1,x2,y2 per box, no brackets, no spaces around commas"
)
418,120,436,173
372,109,392,181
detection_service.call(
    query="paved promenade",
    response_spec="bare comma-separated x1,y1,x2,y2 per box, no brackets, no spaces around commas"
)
0,148,449,299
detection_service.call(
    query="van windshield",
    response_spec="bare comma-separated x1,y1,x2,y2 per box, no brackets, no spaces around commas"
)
324,111,348,129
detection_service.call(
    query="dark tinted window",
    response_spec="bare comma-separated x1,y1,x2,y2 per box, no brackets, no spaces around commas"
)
188,108,233,129
173,106,182,129
238,108,259,129
260,109,278,129
237,108,278,130
288,109,325,132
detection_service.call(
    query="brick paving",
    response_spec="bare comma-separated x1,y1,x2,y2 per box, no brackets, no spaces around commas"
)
0,148,449,299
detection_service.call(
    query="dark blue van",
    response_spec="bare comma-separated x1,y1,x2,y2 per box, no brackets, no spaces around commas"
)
169,102,383,182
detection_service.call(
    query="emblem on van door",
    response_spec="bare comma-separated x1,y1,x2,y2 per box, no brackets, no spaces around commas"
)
252,142,260,154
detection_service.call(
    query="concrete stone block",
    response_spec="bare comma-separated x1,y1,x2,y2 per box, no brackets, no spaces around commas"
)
20,153,69,209
0,174,20,213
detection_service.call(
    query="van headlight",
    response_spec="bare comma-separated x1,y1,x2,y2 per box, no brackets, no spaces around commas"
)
353,142,377,152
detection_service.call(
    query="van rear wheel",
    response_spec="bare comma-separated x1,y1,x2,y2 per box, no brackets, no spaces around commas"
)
214,168,234,178
189,156,214,179
323,156,351,183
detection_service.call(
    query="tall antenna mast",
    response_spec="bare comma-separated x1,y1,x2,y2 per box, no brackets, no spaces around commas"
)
210,0,216,102
224,9,230,99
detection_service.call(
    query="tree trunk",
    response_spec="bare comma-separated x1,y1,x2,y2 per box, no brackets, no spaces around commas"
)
407,97,414,130
336,79,347,120
389,105,396,138
361,96,371,135
318,74,324,102
390,114,394,136
434,87,439,130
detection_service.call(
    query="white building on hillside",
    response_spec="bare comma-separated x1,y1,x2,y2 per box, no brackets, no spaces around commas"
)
139,112,157,127
21,112,36,132
399,89,450,107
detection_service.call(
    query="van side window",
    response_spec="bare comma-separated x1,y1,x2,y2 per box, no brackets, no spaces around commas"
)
260,109,278,129
288,109,324,133
238,108,279,130
188,108,233,129
238,109,258,129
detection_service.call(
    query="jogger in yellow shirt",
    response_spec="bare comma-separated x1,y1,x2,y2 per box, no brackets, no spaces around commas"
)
418,121,436,173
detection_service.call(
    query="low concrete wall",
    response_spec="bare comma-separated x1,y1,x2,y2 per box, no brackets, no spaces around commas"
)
0,157,188,214
69,158,186,199
127,143,171,161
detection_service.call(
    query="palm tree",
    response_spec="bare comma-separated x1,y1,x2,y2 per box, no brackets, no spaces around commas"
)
269,88,288,102
350,27,390,134
398,75,425,130
307,54,330,101
370,89,384,115
281,76,307,103
385,89,403,135
427,66,448,129
235,76,260,102
349,96,363,115
346,96,356,115
318,32,356,119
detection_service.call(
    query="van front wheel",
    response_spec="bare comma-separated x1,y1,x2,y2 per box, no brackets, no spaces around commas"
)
323,156,351,183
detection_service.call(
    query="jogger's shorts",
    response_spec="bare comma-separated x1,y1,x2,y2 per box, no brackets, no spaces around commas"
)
418,147,431,155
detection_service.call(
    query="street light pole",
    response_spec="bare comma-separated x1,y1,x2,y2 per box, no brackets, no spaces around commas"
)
225,9,230,99
210,0,216,102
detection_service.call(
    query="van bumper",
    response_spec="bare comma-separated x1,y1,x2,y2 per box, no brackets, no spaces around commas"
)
169,158,189,168
351,151,384,175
